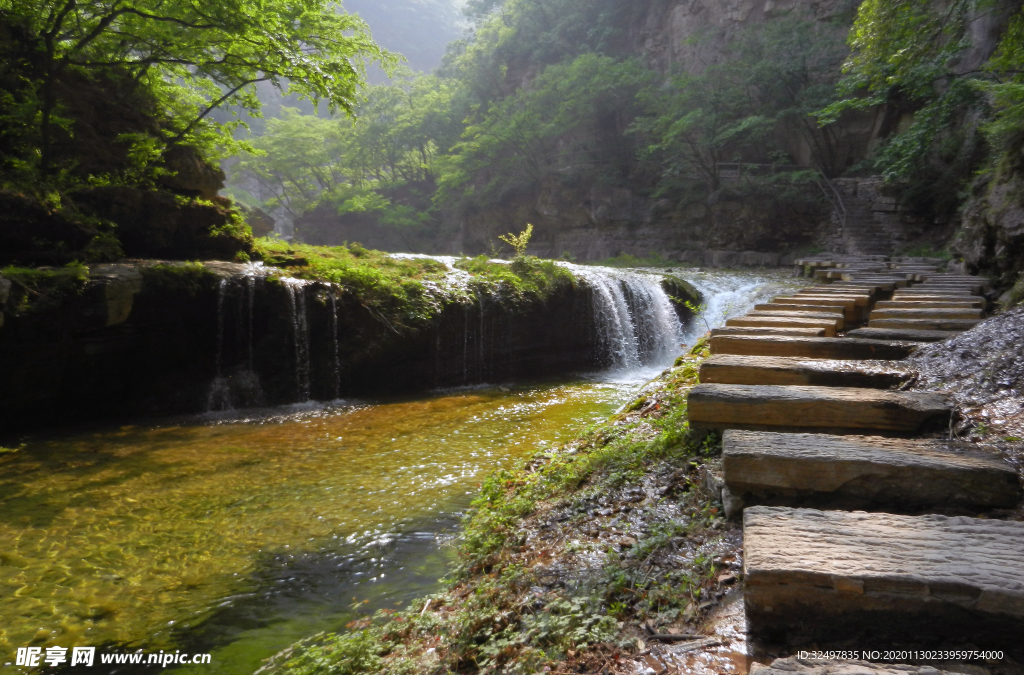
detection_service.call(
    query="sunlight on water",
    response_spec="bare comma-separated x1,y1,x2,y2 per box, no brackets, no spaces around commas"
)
0,381,635,671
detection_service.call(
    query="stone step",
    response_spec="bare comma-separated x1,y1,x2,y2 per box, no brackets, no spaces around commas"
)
709,335,917,360
755,303,845,316
725,316,840,337
845,327,961,342
905,285,981,294
710,326,828,338
746,310,847,329
687,384,950,434
723,430,1020,515
782,295,866,319
892,294,978,302
791,292,870,306
875,299,985,309
744,507,1024,654
896,288,976,295
700,355,911,388
870,308,984,320
750,656,966,675
868,317,983,331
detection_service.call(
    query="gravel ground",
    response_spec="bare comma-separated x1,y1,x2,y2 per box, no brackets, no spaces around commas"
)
907,307,1024,440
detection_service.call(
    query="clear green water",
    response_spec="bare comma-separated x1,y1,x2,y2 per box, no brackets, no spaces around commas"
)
0,379,640,673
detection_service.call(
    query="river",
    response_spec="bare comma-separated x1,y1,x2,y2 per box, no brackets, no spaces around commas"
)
0,268,793,674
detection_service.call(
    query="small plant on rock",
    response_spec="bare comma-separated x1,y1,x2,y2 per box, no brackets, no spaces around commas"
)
498,224,533,258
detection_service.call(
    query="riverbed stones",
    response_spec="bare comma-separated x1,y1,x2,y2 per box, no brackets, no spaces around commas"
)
743,507,1024,654
687,384,951,434
722,430,1020,515
699,355,912,388
709,335,917,360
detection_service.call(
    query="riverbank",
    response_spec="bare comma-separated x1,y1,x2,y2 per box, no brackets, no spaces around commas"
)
256,337,743,675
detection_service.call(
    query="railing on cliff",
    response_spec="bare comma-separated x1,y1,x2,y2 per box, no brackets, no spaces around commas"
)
718,162,847,239
813,169,847,239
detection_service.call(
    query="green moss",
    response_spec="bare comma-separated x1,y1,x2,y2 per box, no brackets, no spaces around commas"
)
899,244,953,260
1,263,89,316
138,262,220,297
1002,272,1024,311
456,255,576,305
253,241,577,330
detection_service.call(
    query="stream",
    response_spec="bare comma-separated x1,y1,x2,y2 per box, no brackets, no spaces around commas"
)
0,268,793,674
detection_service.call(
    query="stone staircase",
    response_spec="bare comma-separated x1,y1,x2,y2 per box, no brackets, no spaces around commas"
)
830,178,926,256
687,256,1023,665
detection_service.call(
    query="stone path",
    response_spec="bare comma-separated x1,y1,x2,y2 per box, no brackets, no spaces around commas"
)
688,256,1024,667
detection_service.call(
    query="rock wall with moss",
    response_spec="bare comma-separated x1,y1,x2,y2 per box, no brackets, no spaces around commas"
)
0,254,697,432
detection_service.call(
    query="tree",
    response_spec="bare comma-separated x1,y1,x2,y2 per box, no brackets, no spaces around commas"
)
4,0,395,182
436,53,654,208
231,72,459,220
634,16,848,193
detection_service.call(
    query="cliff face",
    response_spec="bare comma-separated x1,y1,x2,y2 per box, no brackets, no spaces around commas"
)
631,0,857,75
956,148,1024,287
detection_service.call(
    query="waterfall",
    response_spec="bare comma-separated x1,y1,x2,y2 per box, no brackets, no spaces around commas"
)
282,278,312,402
207,275,265,411
676,272,779,348
207,280,232,411
329,293,341,400
562,264,685,372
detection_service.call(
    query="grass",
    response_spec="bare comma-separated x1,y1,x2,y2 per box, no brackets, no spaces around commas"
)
256,338,734,675
899,244,953,260
253,240,578,329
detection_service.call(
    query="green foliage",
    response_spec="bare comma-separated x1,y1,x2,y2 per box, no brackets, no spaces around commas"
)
1,263,89,315
816,0,1024,220
438,53,655,208
980,10,1024,151
3,0,393,191
497,224,533,257
266,630,385,675
233,73,461,221
1002,273,1024,311
138,262,219,298
636,16,848,190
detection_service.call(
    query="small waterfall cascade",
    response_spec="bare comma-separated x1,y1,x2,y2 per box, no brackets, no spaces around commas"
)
206,274,265,411
677,272,780,347
562,264,686,372
282,277,313,402
199,256,781,409
329,293,342,400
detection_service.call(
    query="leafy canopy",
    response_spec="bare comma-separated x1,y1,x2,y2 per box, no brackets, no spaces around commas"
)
5,0,395,181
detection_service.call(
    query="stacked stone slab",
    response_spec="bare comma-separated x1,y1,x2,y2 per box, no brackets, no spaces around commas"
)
685,260,1024,663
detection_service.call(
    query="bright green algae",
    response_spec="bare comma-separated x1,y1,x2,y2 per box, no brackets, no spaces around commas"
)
0,380,638,670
